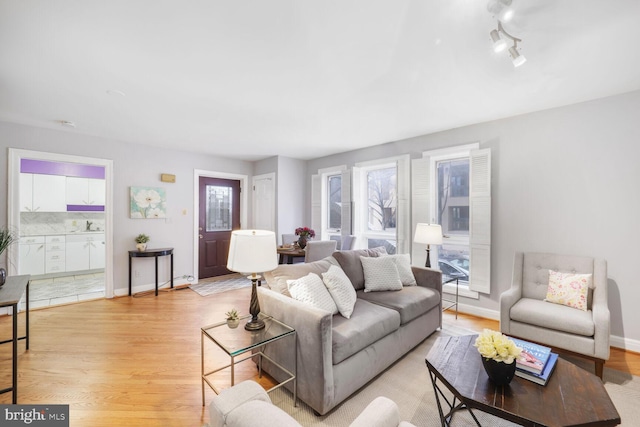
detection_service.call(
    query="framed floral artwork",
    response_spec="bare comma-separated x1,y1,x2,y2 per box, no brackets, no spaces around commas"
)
130,186,166,218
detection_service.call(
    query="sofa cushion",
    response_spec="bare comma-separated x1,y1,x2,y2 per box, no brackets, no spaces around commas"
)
331,299,401,364
332,247,388,291
287,273,339,315
510,297,595,337
360,256,403,292
225,400,300,427
264,258,336,296
357,286,440,325
322,265,357,319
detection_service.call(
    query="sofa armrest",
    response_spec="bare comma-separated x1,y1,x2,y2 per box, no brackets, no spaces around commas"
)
209,380,271,427
411,266,442,294
257,287,335,413
350,396,416,427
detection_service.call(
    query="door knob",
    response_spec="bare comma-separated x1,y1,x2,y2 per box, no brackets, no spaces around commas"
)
199,234,203,239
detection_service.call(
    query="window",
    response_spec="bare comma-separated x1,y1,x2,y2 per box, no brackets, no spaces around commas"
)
354,158,409,255
312,166,349,243
412,145,491,296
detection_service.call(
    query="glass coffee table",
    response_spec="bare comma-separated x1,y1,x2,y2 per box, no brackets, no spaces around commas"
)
201,313,296,406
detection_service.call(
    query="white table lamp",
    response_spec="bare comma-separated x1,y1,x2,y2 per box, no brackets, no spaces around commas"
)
414,223,443,268
227,229,278,330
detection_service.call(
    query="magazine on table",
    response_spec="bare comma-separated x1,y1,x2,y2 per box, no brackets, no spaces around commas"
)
515,352,559,385
509,337,552,375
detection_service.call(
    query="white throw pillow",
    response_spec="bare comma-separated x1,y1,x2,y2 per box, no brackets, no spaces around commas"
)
322,265,357,319
287,273,338,314
387,253,417,286
360,256,403,293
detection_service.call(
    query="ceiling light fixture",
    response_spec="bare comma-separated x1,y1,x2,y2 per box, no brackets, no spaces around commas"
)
487,0,514,23
489,21,526,67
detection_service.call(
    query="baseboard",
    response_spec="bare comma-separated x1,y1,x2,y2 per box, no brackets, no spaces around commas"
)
113,280,191,297
456,303,640,354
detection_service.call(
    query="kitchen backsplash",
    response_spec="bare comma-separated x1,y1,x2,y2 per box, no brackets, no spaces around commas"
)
21,212,105,236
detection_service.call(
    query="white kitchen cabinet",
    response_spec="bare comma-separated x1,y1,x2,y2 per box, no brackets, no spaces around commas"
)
19,236,45,275
20,173,66,212
66,233,105,272
45,235,66,274
66,177,105,207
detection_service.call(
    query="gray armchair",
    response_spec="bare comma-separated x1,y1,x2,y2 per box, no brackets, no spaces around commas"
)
500,252,610,378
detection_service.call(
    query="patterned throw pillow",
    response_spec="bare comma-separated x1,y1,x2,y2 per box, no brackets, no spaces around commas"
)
360,256,403,293
544,270,592,311
387,253,417,286
322,265,357,319
287,273,339,314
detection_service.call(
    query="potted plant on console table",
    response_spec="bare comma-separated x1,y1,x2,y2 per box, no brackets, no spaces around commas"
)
135,233,150,252
294,227,315,249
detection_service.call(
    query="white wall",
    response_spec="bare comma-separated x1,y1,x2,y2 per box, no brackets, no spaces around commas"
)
0,121,254,294
308,90,640,347
276,156,307,239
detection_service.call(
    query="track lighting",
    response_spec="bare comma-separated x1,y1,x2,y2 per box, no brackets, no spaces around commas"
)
489,20,526,67
490,29,507,53
509,46,526,67
487,0,514,23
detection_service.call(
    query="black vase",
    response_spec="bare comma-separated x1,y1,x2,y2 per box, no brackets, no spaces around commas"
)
481,357,516,386
0,267,6,287
297,236,308,249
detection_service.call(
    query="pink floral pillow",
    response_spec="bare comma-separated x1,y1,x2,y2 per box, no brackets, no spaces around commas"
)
544,270,592,311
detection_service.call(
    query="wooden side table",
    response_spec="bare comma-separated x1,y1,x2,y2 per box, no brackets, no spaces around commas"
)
128,248,174,296
0,274,30,403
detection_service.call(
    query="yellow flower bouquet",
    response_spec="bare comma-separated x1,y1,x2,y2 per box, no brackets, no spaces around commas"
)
474,329,522,364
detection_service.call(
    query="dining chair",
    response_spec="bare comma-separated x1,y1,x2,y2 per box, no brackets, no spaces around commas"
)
341,235,356,250
281,234,297,246
304,240,338,262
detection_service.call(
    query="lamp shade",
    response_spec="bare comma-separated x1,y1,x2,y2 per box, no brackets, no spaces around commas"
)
414,223,443,245
227,230,278,274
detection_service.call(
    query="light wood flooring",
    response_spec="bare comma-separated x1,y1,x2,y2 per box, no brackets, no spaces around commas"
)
0,287,638,427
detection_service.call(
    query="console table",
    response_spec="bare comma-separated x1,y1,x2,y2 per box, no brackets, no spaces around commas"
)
128,248,174,296
0,274,30,403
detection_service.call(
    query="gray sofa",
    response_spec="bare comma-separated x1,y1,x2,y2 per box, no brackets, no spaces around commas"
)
259,247,442,415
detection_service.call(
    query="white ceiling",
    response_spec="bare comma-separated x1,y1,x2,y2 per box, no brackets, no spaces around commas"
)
1,0,639,161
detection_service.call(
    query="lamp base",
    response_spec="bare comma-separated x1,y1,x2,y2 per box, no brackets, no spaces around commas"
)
244,317,265,331
245,275,265,331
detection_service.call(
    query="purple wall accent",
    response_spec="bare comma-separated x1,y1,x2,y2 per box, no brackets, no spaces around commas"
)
21,158,105,179
66,205,105,212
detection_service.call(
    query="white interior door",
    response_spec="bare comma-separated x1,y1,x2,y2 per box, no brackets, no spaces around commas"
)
252,173,275,231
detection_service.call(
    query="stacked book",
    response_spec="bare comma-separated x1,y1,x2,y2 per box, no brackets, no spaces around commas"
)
510,337,558,385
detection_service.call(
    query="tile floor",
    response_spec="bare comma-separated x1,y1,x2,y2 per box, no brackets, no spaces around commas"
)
25,272,105,310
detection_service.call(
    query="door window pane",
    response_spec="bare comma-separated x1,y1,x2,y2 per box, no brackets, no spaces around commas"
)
206,185,232,231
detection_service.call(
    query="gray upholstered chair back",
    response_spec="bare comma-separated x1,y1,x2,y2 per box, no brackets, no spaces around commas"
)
516,252,605,310
282,234,297,245
341,235,356,250
304,240,338,263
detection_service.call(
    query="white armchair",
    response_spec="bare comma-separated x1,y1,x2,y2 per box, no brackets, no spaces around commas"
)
209,380,416,427
500,252,610,378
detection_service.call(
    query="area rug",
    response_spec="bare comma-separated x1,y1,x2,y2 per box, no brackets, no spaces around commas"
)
263,321,640,426
189,274,251,297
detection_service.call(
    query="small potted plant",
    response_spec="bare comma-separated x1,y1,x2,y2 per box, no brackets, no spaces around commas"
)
225,308,240,328
135,233,150,252
0,228,18,287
